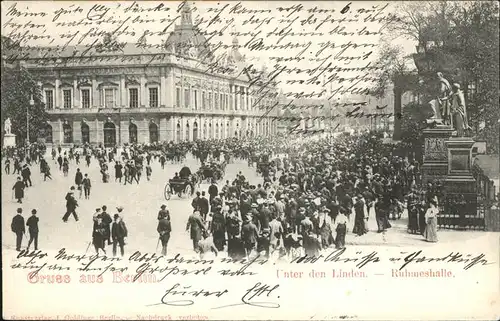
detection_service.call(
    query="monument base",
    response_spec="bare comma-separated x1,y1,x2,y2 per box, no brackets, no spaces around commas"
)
421,125,454,185
3,134,16,147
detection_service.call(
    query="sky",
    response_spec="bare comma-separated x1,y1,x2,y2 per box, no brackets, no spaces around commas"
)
1,1,417,99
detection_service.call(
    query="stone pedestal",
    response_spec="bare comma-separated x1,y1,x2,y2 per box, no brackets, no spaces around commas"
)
421,125,454,184
442,137,479,229
3,133,16,147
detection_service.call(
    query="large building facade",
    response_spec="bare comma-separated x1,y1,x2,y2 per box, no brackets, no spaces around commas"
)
17,3,279,146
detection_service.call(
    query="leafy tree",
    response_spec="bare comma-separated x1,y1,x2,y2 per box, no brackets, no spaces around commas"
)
1,62,49,145
386,1,499,153
371,42,418,141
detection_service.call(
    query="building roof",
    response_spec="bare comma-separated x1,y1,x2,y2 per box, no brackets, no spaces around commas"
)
164,1,213,61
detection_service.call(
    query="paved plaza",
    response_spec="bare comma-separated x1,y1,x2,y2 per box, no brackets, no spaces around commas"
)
1,152,493,257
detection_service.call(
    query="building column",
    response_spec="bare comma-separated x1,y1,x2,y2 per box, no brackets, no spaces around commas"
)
73,120,82,144
140,74,147,107
92,76,98,107
120,120,128,144
159,117,168,142
55,79,61,108
160,68,166,107
166,69,174,108
94,118,100,144
120,75,126,108
73,79,80,108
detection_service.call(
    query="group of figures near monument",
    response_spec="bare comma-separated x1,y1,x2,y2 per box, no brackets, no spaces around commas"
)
428,72,471,136
4,130,443,259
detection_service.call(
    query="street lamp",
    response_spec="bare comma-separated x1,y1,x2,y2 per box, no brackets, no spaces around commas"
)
28,94,34,144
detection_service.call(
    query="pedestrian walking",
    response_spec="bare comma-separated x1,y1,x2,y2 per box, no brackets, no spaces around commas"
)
12,176,25,203
111,210,128,257
21,164,32,187
11,208,25,251
75,168,83,199
157,215,172,256
186,211,205,253
92,216,107,255
82,174,91,199
101,205,113,245
26,209,39,251
62,187,79,222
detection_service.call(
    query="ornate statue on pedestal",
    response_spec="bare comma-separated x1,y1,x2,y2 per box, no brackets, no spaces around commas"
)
437,72,452,125
450,83,471,137
4,117,12,135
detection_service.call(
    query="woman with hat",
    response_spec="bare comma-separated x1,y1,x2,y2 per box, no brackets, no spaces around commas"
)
318,206,334,248
424,199,439,242
12,176,25,203
334,210,348,249
352,194,367,236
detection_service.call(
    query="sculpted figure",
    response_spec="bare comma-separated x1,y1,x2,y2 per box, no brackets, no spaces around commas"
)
4,117,12,135
437,72,452,125
450,83,471,136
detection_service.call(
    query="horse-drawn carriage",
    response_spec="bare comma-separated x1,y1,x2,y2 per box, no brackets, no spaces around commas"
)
196,162,225,182
164,166,195,200
164,178,194,200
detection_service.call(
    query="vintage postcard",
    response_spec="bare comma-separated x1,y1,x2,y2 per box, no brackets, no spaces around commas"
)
1,1,499,320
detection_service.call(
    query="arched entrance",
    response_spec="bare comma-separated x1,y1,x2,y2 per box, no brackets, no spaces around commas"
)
44,123,53,143
103,122,116,147
193,122,198,141
63,123,72,143
209,123,212,139
215,123,219,139
185,122,190,141
81,122,90,144
129,123,138,144
149,122,158,143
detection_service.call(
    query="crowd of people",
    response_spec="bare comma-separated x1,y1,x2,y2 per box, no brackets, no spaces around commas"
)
5,131,446,258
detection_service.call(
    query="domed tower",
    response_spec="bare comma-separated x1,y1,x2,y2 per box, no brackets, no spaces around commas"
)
164,1,213,60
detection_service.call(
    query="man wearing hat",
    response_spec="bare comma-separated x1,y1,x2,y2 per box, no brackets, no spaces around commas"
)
111,210,128,257
26,209,39,251
158,204,170,221
11,208,25,251
62,187,79,222
241,215,259,258
186,211,206,253
21,163,32,188
12,176,25,204
100,206,113,245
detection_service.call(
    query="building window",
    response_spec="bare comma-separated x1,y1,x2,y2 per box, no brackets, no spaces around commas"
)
149,123,159,143
149,87,158,108
104,88,116,108
202,91,206,109
208,92,213,109
63,89,72,109
214,92,219,110
129,123,138,143
129,88,139,108
220,93,224,110
81,89,91,108
225,94,228,111
44,90,54,110
185,123,190,141
194,90,198,109
184,88,190,108
176,88,181,107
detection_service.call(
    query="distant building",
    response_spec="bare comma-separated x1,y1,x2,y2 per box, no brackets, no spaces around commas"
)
11,1,279,146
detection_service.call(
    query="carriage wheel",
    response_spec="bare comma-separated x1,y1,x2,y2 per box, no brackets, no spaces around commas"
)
184,184,192,197
164,183,172,200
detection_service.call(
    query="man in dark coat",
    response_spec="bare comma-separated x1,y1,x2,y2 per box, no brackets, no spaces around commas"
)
157,215,172,256
186,211,205,252
111,211,128,257
82,174,91,199
11,208,25,251
101,206,113,245
114,161,123,183
26,209,39,251
62,187,79,222
191,192,202,212
75,168,83,199
158,204,170,220
21,164,32,187
208,180,218,205
210,205,226,251
12,176,25,203
241,216,259,257
199,191,210,220
92,217,107,254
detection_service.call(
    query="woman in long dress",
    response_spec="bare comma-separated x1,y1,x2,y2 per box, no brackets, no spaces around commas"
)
334,211,348,249
424,200,439,242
